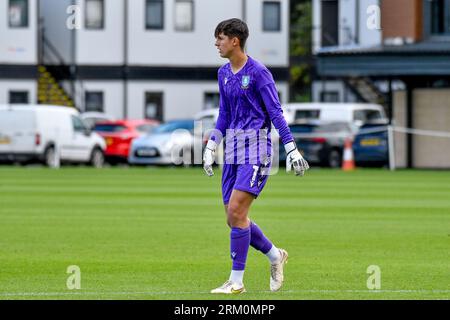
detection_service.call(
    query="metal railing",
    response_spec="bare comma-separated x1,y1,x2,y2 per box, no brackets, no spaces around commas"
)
38,17,85,111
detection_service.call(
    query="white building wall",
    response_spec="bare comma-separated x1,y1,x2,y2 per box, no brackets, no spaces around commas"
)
74,0,125,65
73,81,124,118
0,80,37,104
357,0,382,47
312,0,382,102
312,0,322,53
127,80,288,121
313,0,382,53
127,81,218,120
245,0,289,67
127,0,288,67
339,0,357,46
128,0,242,66
0,0,38,64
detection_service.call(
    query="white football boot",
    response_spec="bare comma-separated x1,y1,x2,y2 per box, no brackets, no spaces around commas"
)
210,280,246,294
270,248,289,292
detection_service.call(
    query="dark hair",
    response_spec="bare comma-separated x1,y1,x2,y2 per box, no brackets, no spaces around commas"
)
214,18,249,50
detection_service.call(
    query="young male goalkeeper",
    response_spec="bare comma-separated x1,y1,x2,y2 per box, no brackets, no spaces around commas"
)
203,18,309,294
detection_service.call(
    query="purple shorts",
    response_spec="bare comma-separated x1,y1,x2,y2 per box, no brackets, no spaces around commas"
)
222,162,271,205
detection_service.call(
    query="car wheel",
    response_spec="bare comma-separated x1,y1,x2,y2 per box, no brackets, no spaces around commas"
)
90,148,105,168
44,146,58,168
328,149,342,168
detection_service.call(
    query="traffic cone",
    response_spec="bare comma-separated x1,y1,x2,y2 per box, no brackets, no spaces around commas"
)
342,137,355,171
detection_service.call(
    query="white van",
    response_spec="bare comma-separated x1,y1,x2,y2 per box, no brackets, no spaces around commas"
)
282,103,388,125
0,104,106,167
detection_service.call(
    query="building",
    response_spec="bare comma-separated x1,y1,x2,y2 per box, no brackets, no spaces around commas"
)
313,0,450,168
312,0,382,103
0,0,38,104
0,0,290,122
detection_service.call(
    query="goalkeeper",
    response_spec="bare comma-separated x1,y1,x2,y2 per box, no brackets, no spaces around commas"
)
204,18,309,294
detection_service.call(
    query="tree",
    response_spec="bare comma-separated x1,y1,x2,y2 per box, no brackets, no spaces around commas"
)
290,0,313,102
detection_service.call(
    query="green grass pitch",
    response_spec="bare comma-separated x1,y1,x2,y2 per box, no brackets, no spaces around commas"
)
0,166,449,300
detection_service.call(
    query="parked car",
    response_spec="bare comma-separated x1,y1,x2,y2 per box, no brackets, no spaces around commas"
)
80,112,115,129
194,108,220,145
128,119,195,165
353,122,389,167
93,119,160,163
194,108,219,128
282,103,387,126
279,121,355,168
0,104,106,167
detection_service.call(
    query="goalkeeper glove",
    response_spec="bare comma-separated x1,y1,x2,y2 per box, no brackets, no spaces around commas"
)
203,140,217,177
285,141,309,176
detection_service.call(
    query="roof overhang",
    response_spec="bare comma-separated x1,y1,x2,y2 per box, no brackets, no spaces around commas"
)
316,42,450,78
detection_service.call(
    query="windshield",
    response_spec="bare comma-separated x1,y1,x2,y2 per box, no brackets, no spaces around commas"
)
94,124,127,132
290,123,351,134
152,121,194,134
354,110,383,122
294,110,320,121
136,124,158,133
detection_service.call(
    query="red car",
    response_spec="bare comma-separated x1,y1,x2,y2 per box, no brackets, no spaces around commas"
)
93,119,160,163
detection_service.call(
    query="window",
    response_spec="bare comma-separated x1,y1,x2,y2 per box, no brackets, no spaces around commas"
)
429,0,450,35
9,0,28,28
72,115,87,133
9,91,29,104
321,0,339,46
145,92,164,121
85,91,104,112
174,0,193,31
294,110,321,122
320,91,339,102
85,0,104,29
263,1,281,32
136,124,158,134
146,0,164,30
204,92,220,110
354,110,383,122
94,124,127,133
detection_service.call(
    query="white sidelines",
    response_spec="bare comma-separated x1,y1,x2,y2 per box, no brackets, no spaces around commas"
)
0,289,449,297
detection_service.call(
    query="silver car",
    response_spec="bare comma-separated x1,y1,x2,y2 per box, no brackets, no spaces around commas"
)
128,119,195,165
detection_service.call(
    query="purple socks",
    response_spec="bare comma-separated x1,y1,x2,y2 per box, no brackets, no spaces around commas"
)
230,222,274,271
230,227,250,270
250,221,273,254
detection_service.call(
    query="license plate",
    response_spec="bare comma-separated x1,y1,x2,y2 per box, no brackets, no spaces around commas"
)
360,138,381,146
137,149,157,157
0,137,11,144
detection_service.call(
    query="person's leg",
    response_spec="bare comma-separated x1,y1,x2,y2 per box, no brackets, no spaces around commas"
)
229,162,281,262
226,189,254,287
212,189,253,294
224,205,280,263
232,163,288,292
249,221,282,263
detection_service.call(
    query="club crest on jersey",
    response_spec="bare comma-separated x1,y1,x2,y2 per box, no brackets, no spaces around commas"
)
241,75,250,89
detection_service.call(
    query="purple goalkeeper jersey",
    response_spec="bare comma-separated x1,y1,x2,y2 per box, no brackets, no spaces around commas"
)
211,56,293,164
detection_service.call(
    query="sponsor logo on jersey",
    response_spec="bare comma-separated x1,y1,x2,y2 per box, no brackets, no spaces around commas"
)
241,75,250,89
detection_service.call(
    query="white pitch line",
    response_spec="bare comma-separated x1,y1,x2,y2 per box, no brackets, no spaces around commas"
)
0,289,449,297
